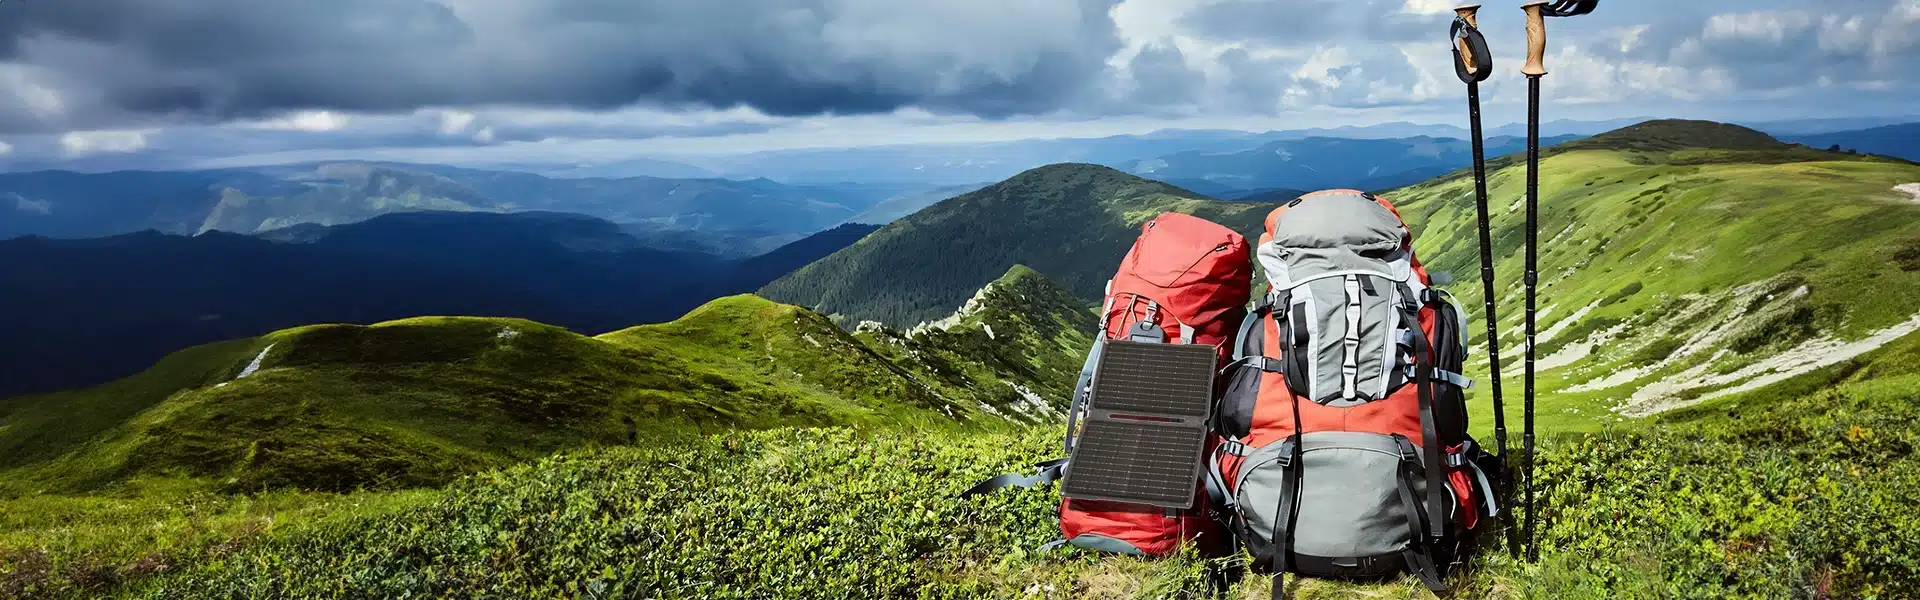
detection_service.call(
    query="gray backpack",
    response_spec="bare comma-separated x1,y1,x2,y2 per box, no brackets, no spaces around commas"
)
1202,190,1504,596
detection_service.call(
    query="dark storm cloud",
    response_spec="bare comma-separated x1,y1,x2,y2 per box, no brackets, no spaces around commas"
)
1217,48,1291,113
0,0,1124,132
1179,0,1449,45
1124,44,1208,107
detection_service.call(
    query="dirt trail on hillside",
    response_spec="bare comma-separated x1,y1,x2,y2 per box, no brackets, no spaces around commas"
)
1898,183,1920,204
1614,312,1920,417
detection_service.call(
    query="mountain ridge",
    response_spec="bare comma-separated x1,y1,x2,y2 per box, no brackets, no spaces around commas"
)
760,163,1274,328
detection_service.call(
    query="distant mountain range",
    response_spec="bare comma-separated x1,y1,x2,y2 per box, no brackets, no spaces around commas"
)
679,127,1609,193
1783,123,1920,163
652,117,1903,186
1123,134,1584,193
0,212,876,398
0,162,913,251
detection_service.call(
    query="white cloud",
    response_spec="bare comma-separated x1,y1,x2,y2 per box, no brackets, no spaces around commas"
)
438,110,476,135
59,129,153,155
1547,44,1734,104
1616,25,1652,54
472,126,495,143
1703,10,1812,43
249,111,349,132
0,140,11,155
1401,0,1455,15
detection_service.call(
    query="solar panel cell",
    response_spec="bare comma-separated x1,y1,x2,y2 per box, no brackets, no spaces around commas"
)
1060,340,1218,509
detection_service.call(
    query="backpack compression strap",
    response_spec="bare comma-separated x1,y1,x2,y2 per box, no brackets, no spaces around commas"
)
1392,435,1450,592
959,457,1070,497
966,335,1106,499
1399,297,1452,592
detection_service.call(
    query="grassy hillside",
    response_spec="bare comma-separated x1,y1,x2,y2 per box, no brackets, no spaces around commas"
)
0,268,1091,495
8,335,1914,598
1378,119,1920,432
854,265,1099,422
760,163,1275,328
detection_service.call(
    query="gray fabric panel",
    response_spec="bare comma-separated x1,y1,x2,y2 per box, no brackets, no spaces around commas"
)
1298,276,1396,405
1068,533,1149,555
1258,192,1411,288
1375,284,1406,399
1235,432,1422,559
1258,191,1417,405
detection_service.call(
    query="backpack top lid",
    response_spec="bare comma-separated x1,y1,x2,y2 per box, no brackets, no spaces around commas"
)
1119,212,1251,289
1104,212,1253,350
1260,190,1414,289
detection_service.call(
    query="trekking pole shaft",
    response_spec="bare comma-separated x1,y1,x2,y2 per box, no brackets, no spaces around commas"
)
1523,75,1542,563
1465,79,1516,558
1521,0,1551,562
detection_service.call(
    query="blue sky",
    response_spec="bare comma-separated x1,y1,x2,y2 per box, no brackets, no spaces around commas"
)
0,0,1913,169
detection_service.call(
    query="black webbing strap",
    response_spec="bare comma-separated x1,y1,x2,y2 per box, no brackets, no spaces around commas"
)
959,458,1069,498
1203,444,1234,512
1393,436,1450,592
1271,395,1304,600
1062,340,1105,454
1405,308,1447,542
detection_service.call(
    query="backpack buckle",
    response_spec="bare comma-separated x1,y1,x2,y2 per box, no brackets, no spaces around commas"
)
1390,434,1420,464
1219,439,1247,457
1446,439,1477,469
1273,439,1298,469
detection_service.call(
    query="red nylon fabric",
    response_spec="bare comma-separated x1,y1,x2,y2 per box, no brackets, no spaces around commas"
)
1063,212,1252,556
1100,212,1252,365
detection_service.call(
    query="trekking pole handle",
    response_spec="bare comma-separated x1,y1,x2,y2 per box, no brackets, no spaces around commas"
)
1454,5,1483,76
1455,4,1481,28
1522,2,1549,76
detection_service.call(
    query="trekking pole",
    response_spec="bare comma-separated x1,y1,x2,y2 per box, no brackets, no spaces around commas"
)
1520,0,1597,563
1450,3,1517,559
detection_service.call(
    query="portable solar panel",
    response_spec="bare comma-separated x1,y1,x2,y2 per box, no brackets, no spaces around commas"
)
1060,340,1218,509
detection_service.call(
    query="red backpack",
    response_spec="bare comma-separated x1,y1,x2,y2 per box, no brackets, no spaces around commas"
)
964,212,1253,556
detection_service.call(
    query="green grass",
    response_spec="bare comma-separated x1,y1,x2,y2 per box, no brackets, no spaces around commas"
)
0,269,1092,496
1382,121,1920,435
0,339,261,471
8,346,1916,598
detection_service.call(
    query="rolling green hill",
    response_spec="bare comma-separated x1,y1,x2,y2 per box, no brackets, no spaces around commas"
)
1377,119,1920,431
760,163,1276,328
0,267,1092,495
